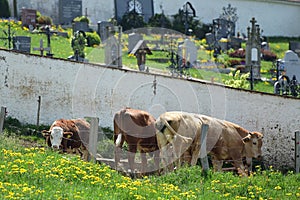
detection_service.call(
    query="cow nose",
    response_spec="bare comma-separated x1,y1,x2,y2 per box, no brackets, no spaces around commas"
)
52,145,59,150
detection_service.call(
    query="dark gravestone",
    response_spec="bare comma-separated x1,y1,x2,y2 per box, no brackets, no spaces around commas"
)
212,18,235,40
13,36,31,53
97,21,114,43
114,0,154,23
73,21,89,33
21,8,36,27
59,0,82,25
289,41,300,57
230,37,242,50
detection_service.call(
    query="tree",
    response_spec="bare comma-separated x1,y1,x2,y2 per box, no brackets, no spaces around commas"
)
0,0,11,18
148,13,172,29
119,10,145,31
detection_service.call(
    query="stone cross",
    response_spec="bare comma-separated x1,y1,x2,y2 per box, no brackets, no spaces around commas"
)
33,39,51,56
245,17,262,82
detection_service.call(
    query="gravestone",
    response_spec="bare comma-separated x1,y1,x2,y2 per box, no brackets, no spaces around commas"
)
97,21,114,43
13,36,31,53
229,37,242,50
105,27,122,68
212,18,235,40
289,41,300,57
205,33,215,50
128,33,143,53
73,21,89,33
177,39,197,66
283,50,300,80
21,8,36,27
245,17,261,80
59,0,82,25
114,0,154,23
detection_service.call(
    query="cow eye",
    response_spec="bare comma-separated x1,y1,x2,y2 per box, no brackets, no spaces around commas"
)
50,135,53,140
253,142,257,145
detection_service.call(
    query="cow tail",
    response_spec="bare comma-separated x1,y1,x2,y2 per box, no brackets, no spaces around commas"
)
115,133,123,147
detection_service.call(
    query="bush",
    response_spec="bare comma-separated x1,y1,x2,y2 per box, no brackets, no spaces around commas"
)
262,49,277,61
229,49,246,58
37,15,52,25
86,31,101,47
73,16,90,24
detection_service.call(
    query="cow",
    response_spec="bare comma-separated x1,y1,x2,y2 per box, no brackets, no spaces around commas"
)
155,111,263,176
113,108,160,175
42,118,90,161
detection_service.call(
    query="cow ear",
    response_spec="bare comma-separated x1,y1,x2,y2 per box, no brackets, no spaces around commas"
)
242,135,251,143
63,132,73,138
42,130,50,137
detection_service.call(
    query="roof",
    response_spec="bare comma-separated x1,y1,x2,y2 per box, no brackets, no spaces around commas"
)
130,40,152,55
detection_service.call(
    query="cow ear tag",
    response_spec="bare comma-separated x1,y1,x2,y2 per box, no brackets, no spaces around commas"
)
67,135,71,138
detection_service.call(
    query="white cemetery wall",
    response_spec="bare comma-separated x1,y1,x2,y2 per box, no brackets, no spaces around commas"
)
0,49,299,170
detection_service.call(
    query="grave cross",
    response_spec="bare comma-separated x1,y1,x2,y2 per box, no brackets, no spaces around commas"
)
0,24,15,49
33,39,51,56
39,26,53,56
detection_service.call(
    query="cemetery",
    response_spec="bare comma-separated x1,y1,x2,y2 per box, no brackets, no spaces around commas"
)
0,0,300,198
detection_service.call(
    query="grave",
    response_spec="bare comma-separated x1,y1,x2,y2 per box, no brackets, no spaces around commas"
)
59,0,82,25
212,18,235,40
114,0,154,23
97,21,114,43
245,17,261,80
33,39,50,56
73,21,90,33
128,33,143,53
283,50,300,80
105,26,122,67
13,36,31,53
21,8,36,28
129,40,152,71
289,41,300,57
177,39,197,66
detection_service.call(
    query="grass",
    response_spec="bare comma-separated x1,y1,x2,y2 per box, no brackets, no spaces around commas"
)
0,133,300,200
0,20,298,96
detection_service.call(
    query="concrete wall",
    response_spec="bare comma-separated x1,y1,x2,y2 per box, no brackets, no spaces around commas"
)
8,0,300,37
0,49,299,170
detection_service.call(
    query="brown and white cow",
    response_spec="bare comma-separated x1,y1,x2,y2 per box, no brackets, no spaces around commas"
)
113,108,160,175
155,111,263,176
42,118,90,161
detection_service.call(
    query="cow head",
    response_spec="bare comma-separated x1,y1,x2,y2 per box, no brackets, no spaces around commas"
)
242,132,263,158
42,127,73,150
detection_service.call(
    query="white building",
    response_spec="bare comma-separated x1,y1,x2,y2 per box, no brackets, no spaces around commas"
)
8,0,300,37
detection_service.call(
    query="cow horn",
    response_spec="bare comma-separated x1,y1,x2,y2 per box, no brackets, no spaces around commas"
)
159,117,192,143
41,130,51,137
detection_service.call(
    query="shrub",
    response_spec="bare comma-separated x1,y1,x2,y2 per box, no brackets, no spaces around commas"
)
73,16,90,24
37,15,52,25
229,49,246,58
262,49,277,61
224,70,250,89
86,31,101,47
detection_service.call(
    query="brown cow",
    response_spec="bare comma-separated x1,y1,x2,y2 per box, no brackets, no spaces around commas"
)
113,108,160,175
42,119,90,161
155,111,263,176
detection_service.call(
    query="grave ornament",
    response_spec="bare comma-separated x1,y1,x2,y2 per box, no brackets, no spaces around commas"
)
70,30,87,62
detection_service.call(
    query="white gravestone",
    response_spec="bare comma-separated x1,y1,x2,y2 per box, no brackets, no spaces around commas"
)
283,50,300,80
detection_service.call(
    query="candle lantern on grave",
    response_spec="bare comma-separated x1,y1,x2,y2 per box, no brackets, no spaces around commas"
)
246,17,262,81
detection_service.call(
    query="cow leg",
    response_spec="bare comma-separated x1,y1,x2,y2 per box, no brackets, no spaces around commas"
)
114,133,124,170
127,145,137,174
245,157,253,173
154,150,160,174
140,150,147,174
233,158,247,176
212,159,223,172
